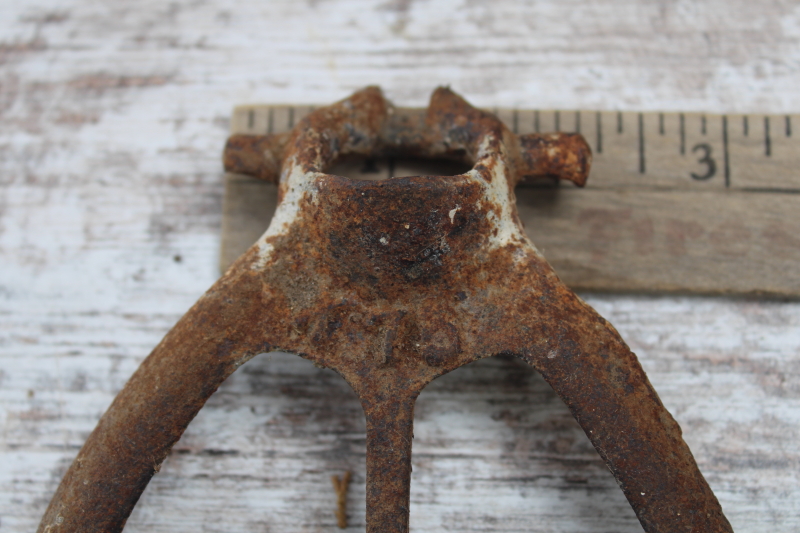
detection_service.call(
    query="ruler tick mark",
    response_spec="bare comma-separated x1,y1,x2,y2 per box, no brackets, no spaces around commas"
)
765,116,771,156
701,115,707,135
555,110,560,132
638,113,645,174
722,115,730,188
595,112,603,154
575,111,581,134
679,113,686,155
247,110,254,130
267,108,274,134
743,115,749,136
512,110,519,134
617,112,623,134
659,113,664,135
288,107,295,129
534,110,540,133
786,116,792,137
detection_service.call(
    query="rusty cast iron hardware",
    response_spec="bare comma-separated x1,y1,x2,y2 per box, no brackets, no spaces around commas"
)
39,87,733,533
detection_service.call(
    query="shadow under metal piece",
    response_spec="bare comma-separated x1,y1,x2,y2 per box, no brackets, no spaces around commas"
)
39,87,733,533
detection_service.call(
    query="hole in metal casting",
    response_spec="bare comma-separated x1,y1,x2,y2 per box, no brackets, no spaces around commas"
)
328,156,473,181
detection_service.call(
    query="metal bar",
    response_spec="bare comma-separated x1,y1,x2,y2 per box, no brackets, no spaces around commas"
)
363,394,417,533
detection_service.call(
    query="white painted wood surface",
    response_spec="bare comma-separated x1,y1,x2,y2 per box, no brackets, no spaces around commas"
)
1,1,799,531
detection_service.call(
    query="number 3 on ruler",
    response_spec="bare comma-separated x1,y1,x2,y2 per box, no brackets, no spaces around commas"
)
690,143,717,180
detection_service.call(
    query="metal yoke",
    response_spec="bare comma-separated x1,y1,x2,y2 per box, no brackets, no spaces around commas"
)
39,87,734,533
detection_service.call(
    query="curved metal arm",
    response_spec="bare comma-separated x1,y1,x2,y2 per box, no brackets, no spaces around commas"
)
517,287,731,532
37,252,272,532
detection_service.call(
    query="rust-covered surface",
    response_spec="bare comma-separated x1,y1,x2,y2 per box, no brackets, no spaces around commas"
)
39,87,733,533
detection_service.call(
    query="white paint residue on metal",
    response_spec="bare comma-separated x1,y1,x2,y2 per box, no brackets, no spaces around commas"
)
251,163,321,270
448,206,460,223
469,135,537,259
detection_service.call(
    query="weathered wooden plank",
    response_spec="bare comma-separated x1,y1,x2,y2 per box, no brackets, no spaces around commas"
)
6,299,798,532
3,0,800,531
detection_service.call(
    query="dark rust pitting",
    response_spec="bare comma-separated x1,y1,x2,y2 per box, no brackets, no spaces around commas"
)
39,87,733,533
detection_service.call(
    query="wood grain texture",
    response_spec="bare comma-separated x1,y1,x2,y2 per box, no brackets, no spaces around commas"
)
2,1,800,532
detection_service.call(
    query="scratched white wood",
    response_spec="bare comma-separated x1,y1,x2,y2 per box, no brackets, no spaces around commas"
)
1,1,800,532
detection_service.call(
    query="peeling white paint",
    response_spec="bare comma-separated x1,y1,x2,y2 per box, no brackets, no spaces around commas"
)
251,160,324,270
448,206,460,223
468,135,540,260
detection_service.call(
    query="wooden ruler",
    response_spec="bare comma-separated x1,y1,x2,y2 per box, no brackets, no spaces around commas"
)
221,105,800,297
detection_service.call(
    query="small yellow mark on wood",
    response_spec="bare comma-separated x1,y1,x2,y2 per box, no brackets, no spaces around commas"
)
331,471,352,529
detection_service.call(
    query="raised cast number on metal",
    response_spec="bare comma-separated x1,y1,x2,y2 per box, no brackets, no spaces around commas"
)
40,87,733,533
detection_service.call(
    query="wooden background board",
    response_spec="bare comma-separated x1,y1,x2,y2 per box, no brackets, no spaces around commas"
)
2,1,800,532
221,106,800,296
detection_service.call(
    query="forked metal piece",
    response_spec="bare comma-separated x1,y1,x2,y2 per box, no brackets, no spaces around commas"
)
39,87,733,533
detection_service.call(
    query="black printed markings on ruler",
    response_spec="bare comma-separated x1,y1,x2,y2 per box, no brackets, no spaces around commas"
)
232,106,800,192
526,110,798,191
